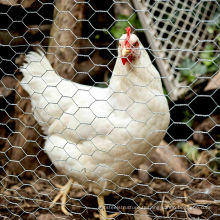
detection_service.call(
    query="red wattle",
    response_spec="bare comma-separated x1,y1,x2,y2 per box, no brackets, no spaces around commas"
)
121,58,127,65
128,55,132,63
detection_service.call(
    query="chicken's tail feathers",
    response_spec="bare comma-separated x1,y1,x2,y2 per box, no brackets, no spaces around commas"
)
20,49,53,78
20,49,60,96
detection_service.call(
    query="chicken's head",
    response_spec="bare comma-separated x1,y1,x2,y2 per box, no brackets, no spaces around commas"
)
119,27,141,65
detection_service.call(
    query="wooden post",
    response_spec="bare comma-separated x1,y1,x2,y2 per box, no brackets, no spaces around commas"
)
47,0,85,81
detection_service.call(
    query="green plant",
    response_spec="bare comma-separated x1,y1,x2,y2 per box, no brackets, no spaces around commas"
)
179,58,207,83
182,109,193,127
109,14,142,39
208,150,220,172
201,44,220,73
178,142,199,162
179,9,220,83
179,44,220,83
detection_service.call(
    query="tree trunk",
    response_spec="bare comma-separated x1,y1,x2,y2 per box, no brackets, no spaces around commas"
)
47,0,85,81
0,1,85,177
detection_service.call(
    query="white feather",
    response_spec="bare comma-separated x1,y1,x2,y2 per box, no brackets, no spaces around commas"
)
20,34,170,195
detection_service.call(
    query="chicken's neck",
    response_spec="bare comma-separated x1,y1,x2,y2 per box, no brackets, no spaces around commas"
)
109,47,163,93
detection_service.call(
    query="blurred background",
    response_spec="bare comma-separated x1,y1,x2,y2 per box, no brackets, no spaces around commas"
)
0,0,220,219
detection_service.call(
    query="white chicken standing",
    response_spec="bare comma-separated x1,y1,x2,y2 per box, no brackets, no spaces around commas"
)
20,27,170,219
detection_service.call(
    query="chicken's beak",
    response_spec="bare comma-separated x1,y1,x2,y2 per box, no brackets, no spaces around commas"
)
121,47,131,57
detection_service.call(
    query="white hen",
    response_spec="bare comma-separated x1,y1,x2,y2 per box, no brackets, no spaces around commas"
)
20,27,170,219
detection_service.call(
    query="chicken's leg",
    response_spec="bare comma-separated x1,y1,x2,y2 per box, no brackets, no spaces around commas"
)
50,178,73,215
97,195,119,220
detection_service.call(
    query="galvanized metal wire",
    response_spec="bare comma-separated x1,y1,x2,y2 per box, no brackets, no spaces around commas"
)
0,0,220,219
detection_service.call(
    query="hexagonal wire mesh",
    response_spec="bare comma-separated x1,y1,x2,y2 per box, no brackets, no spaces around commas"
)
0,0,220,219
133,0,219,100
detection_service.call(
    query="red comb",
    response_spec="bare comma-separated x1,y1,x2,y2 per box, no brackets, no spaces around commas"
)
121,27,132,65
125,27,131,47
126,27,131,39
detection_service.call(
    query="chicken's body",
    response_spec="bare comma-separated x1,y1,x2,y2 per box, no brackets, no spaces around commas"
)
20,30,170,217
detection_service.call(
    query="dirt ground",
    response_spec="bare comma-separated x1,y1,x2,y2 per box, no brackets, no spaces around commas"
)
0,168,220,220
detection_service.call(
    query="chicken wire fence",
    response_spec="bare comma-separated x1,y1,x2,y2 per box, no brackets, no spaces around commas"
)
0,0,220,219
133,0,219,100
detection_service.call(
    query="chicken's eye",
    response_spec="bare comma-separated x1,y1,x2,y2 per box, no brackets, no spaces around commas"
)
133,42,139,47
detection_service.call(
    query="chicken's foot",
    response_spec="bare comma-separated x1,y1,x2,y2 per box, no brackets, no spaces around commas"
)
50,178,73,215
97,195,119,220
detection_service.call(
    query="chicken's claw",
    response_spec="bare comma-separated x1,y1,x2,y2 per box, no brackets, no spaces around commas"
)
50,178,73,216
97,195,119,220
